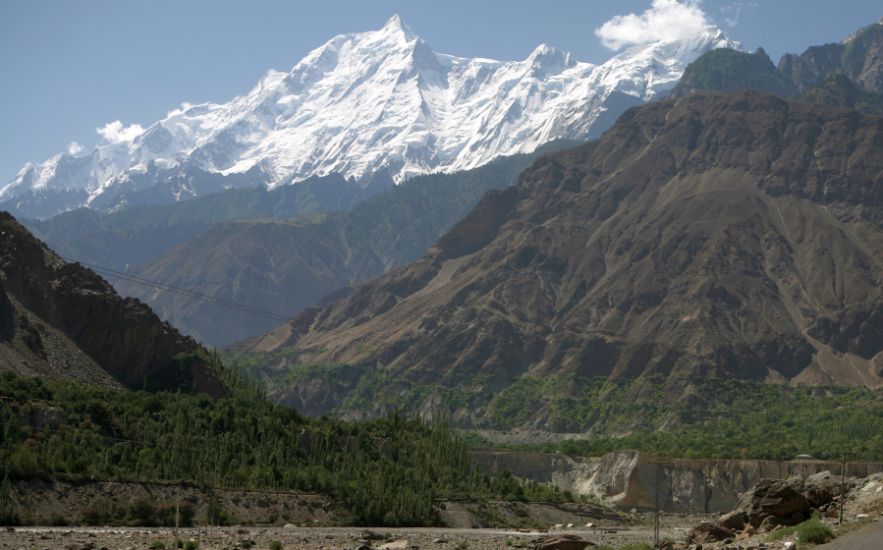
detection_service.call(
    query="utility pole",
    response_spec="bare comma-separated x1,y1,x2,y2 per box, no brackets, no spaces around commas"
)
839,451,847,525
175,500,180,548
654,461,661,547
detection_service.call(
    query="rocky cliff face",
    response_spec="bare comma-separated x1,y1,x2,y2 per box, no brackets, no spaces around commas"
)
674,20,883,115
239,92,883,427
470,450,883,513
779,20,883,94
0,212,223,393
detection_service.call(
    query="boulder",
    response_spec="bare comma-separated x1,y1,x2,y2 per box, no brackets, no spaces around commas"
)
759,515,784,533
533,534,595,550
735,524,756,541
739,478,812,527
804,485,834,508
686,522,734,544
717,510,746,531
378,541,410,550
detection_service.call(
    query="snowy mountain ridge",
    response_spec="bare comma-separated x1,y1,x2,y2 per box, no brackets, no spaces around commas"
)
1,15,737,218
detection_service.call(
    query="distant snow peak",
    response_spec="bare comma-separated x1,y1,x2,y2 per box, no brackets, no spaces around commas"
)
3,13,734,219
380,13,413,38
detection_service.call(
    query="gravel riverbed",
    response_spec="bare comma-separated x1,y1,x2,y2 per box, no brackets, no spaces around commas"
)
0,525,663,550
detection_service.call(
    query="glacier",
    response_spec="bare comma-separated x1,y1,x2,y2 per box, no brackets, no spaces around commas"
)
1,14,737,218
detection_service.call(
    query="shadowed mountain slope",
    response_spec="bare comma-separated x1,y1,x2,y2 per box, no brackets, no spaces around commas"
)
0,212,223,394
25,171,390,273
236,92,883,427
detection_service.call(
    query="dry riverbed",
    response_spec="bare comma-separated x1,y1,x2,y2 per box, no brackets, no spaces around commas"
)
0,525,665,550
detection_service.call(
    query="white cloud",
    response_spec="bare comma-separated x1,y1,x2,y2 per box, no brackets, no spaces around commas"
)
96,120,145,144
719,0,759,28
595,0,718,50
67,141,84,155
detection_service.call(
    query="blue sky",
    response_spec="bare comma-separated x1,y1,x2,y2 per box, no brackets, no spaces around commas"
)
1,0,880,181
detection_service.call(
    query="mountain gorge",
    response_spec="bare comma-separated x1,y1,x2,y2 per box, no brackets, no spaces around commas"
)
1,15,734,219
105,143,577,346
236,91,883,427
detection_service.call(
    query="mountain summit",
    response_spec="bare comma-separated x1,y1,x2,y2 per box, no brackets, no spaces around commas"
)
1,15,735,218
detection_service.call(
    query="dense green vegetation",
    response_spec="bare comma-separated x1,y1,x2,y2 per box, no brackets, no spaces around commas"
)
0,363,572,527
512,378,883,462
228,349,883,463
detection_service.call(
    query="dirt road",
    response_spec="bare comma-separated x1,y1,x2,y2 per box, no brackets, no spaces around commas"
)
817,520,883,550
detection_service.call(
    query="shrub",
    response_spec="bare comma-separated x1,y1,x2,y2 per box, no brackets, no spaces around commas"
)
183,541,198,550
156,502,195,527
150,541,166,550
0,511,20,526
81,506,106,526
620,544,653,550
9,445,42,479
796,518,835,544
129,498,157,526
205,495,231,526
769,517,835,544
269,541,283,550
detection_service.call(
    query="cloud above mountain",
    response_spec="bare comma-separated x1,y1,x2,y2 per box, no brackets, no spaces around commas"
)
595,0,718,50
67,141,83,155
96,120,144,144
718,0,759,28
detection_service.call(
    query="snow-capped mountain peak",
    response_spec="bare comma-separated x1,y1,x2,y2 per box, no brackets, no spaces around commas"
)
2,15,737,219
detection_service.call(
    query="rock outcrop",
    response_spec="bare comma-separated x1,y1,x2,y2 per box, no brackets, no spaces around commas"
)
686,521,734,544
738,478,813,528
0,211,223,394
470,449,882,514
533,534,595,550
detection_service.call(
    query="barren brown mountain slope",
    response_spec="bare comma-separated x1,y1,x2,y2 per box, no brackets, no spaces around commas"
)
0,212,222,393
239,92,883,423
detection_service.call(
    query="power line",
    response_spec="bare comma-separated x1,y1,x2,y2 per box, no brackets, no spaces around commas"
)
67,258,294,323
62,256,366,342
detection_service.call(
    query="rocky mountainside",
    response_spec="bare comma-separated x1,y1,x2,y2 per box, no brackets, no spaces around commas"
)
236,92,883,426
114,145,574,346
671,48,797,98
799,73,883,116
673,18,883,112
0,212,222,393
1,15,735,219
779,18,883,93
